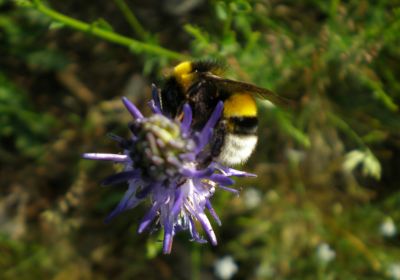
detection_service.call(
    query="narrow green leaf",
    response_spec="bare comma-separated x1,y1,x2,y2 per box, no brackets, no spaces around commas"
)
92,18,114,32
49,21,65,30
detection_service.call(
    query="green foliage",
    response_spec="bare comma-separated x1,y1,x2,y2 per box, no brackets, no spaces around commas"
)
1,0,400,279
0,234,52,279
0,3,60,159
0,74,57,158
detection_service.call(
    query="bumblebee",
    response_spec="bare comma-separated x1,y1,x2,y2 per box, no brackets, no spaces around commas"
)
159,61,289,166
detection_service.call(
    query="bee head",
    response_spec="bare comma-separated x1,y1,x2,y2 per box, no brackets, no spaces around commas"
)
173,60,225,91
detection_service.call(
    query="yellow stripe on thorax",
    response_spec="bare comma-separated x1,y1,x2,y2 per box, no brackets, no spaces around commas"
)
173,61,194,91
223,93,257,118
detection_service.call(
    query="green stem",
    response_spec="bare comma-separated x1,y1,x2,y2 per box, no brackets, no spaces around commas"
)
327,112,366,148
113,0,148,40
31,0,188,60
223,9,232,37
191,244,201,280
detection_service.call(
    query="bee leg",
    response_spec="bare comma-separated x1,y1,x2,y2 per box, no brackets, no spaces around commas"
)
196,121,227,167
210,120,227,159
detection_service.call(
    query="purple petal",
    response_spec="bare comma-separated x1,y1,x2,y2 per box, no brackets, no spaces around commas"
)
206,200,221,226
107,133,126,145
108,134,132,149
82,153,129,162
197,212,217,246
226,169,257,177
195,130,213,154
151,84,162,112
135,183,155,199
173,223,185,233
138,202,160,233
171,187,184,217
210,174,234,186
202,101,224,135
104,209,122,224
219,165,257,177
180,167,214,178
149,85,162,114
179,153,196,161
163,221,174,254
149,100,162,114
188,217,207,243
104,186,136,223
180,104,192,136
122,96,144,119
197,101,223,151
101,170,140,186
218,185,240,195
125,193,143,209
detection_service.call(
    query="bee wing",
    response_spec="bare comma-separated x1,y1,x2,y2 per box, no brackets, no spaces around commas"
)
204,73,293,108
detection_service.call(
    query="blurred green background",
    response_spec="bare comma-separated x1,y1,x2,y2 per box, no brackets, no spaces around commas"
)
1,0,400,279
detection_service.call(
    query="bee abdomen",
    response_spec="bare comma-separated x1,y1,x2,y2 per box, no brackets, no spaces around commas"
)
217,134,258,165
213,116,258,165
229,116,258,135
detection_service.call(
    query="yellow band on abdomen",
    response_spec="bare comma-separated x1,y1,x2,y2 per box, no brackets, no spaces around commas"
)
223,93,257,117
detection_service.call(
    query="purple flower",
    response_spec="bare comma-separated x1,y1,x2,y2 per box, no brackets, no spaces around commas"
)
83,85,255,254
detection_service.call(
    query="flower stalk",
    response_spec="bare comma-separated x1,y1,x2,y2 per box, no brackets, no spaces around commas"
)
28,0,188,60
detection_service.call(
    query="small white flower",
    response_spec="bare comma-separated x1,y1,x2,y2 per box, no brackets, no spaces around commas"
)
387,263,400,280
316,243,336,264
343,149,381,179
380,217,397,238
214,255,238,280
243,188,262,209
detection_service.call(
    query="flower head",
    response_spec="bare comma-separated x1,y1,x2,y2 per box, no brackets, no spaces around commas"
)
83,85,255,254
